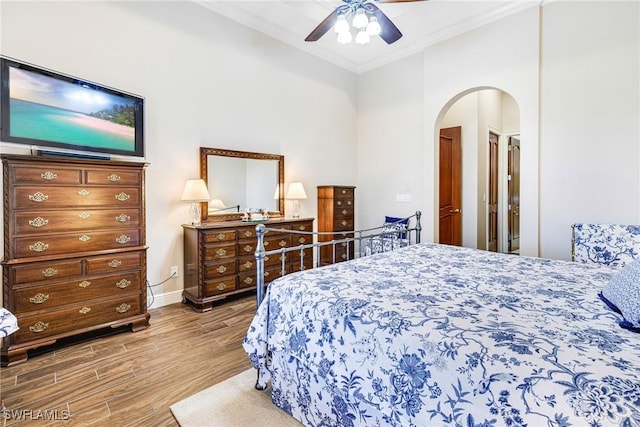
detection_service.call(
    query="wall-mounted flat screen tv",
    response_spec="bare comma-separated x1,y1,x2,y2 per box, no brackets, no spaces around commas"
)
0,57,144,158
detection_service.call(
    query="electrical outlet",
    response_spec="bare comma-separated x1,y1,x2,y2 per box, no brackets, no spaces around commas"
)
170,266,179,277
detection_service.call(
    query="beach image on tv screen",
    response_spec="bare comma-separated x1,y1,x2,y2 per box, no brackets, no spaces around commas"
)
8,66,136,152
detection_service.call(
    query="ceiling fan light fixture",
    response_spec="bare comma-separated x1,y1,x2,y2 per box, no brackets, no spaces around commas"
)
366,16,381,36
355,29,370,45
334,14,350,34
352,8,368,29
337,30,353,44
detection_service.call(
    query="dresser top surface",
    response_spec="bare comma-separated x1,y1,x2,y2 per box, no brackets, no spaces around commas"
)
182,217,314,230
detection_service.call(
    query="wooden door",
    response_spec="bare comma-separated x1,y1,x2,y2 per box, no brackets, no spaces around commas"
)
487,132,499,252
508,136,521,252
439,126,462,246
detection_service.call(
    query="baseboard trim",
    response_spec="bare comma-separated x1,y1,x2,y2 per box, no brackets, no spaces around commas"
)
147,289,183,309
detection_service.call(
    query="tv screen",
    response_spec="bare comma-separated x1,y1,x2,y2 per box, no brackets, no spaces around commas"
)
0,57,144,158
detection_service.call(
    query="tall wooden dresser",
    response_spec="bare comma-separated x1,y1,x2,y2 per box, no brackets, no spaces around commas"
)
1,155,149,366
182,217,313,312
317,186,356,265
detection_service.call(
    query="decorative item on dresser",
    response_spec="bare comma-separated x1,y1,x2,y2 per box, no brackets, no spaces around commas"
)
317,185,355,265
182,217,313,312
1,154,149,366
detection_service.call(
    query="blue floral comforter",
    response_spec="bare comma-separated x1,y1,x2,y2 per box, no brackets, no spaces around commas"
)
243,243,640,427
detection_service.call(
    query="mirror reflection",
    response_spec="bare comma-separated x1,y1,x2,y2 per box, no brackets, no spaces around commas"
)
207,157,279,213
199,147,284,222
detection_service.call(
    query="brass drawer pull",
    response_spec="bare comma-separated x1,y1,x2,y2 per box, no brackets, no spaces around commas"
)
244,245,252,253
40,171,57,180
115,192,130,202
263,241,270,247
217,283,227,291
28,192,48,203
107,174,121,182
79,307,91,315
29,217,48,228
29,293,49,304
279,240,287,247
243,261,253,269
347,200,352,206
341,220,348,226
216,265,227,274
298,237,306,244
216,233,226,240
298,225,307,231
109,260,122,268
42,267,58,277
78,189,90,197
79,212,91,219
116,279,131,289
341,189,347,194
264,271,270,277
243,230,252,238
29,321,48,333
244,277,253,285
29,241,48,252
342,209,348,215
116,235,131,244
116,303,131,313
79,281,91,288
216,248,227,257
115,214,131,223
79,235,91,242
337,200,342,206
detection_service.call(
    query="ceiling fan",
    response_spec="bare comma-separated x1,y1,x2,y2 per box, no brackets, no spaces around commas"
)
305,0,426,45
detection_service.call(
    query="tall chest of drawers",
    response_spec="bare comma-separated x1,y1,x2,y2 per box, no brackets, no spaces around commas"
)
182,217,313,312
1,155,149,366
317,185,356,265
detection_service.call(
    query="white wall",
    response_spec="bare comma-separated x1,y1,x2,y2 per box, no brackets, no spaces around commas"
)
539,1,640,259
0,1,358,307
358,1,639,260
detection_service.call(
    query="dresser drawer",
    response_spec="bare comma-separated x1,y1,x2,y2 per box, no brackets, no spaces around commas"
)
333,218,354,231
204,277,237,296
237,227,256,240
14,208,140,234
204,243,237,261
238,265,283,289
14,229,141,258
14,272,141,313
332,205,354,219
13,295,143,344
13,186,140,209
11,166,82,185
85,169,142,186
11,259,83,285
334,198,354,209
202,229,236,243
86,252,144,275
291,248,313,271
238,252,286,272
203,260,237,279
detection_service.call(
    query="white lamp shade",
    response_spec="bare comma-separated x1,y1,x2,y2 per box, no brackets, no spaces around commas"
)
210,198,226,209
286,182,307,200
181,179,211,202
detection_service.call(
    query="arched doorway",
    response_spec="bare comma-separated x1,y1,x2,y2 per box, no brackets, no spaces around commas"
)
436,88,520,253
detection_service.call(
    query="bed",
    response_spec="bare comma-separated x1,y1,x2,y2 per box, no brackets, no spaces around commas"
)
244,224,640,426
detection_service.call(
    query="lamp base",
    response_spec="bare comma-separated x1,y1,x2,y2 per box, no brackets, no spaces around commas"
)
189,202,202,225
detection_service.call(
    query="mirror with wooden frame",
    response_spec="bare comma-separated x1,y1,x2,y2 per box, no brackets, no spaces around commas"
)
200,147,284,222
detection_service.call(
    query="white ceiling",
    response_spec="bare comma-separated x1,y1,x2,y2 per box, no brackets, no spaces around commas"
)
194,0,539,73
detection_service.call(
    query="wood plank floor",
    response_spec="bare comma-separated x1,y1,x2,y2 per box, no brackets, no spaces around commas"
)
0,294,256,426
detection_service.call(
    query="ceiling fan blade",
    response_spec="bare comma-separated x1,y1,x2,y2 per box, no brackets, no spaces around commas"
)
305,9,339,42
369,3,403,44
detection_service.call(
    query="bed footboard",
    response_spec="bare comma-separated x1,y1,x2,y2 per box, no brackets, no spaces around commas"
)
254,211,421,311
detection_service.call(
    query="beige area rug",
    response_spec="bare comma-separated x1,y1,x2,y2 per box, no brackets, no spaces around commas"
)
170,369,303,426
